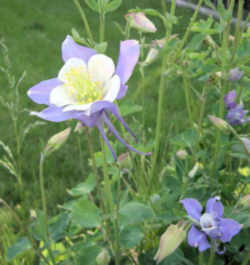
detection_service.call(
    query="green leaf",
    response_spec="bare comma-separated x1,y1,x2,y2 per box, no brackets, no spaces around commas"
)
76,244,102,265
120,226,144,248
171,129,198,148
30,210,47,241
71,197,101,228
104,0,122,13
49,213,69,241
68,174,96,197
187,34,206,51
94,42,108,53
120,103,143,117
119,202,154,226
85,0,99,12
7,237,31,261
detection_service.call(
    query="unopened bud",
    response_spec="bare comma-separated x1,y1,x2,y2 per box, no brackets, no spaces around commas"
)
74,122,84,134
188,162,202,178
44,128,71,156
125,12,157,33
154,223,187,264
238,194,250,207
143,38,166,65
208,115,229,131
240,137,250,154
96,249,110,265
30,209,37,220
176,150,188,160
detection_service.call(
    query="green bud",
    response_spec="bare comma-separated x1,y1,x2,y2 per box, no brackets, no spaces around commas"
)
154,223,187,264
44,128,71,156
96,249,110,265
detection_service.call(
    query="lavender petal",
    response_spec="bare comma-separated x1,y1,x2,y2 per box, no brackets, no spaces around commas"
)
115,40,140,86
206,197,224,218
180,198,202,222
27,78,62,105
188,225,210,252
62,35,97,63
219,218,242,243
102,113,151,156
96,120,117,161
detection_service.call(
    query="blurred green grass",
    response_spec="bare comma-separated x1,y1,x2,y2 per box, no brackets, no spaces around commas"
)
0,0,197,211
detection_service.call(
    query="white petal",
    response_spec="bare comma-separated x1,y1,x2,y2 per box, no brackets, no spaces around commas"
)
63,103,92,112
88,54,115,83
103,75,120,102
58,57,87,82
49,86,76,106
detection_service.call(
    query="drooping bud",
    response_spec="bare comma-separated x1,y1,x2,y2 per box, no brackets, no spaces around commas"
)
240,137,250,155
96,249,110,265
176,149,188,160
208,115,229,131
188,162,202,178
44,128,71,156
154,223,187,264
125,12,157,33
143,38,166,65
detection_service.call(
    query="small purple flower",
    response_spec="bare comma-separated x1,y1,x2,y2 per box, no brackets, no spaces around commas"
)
228,68,244,82
27,35,151,160
226,105,250,125
224,90,237,109
181,197,241,252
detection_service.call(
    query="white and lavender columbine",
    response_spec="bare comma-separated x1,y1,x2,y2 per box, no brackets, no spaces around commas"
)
228,68,244,82
224,90,250,125
27,35,151,160
181,197,241,252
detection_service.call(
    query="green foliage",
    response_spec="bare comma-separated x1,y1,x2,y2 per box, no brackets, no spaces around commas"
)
6,237,31,262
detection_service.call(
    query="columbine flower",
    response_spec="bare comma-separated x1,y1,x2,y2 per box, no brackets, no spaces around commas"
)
125,12,157,33
27,35,151,160
181,197,241,252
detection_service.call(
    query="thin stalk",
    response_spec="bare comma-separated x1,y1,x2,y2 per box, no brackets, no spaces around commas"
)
198,251,204,265
39,153,57,265
233,0,243,61
208,242,215,265
183,75,193,126
161,0,167,14
241,252,250,265
150,0,177,187
72,0,94,46
99,0,105,42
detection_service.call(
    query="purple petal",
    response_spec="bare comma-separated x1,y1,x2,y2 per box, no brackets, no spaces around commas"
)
115,40,140,86
224,90,237,109
102,113,151,156
27,78,62,105
106,105,137,140
206,197,224,218
188,225,210,252
61,35,97,63
96,121,117,161
181,199,202,222
219,218,242,243
89,101,115,115
116,84,128,100
30,106,80,122
77,112,102,128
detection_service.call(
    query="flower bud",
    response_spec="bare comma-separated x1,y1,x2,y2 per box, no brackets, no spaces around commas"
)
176,149,188,160
238,194,250,207
208,115,229,131
154,223,187,264
44,128,71,156
96,249,110,265
240,137,250,155
125,12,157,33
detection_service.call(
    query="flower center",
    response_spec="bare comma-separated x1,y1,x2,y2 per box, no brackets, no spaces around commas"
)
200,213,216,232
64,67,103,104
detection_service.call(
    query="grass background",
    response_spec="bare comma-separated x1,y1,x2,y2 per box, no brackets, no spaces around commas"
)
0,0,197,213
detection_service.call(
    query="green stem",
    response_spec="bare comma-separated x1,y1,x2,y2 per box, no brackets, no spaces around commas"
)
198,251,204,265
150,0,177,188
72,0,94,46
208,243,215,265
39,153,57,265
99,0,105,42
183,74,193,126
241,252,250,265
233,0,243,61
